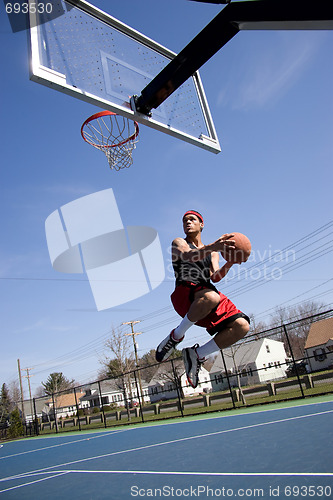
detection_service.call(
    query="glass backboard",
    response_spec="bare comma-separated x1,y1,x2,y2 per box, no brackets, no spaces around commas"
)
28,0,221,153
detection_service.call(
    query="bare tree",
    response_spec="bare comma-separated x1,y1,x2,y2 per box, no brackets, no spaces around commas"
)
99,326,135,378
8,380,21,410
248,313,267,338
99,326,136,417
269,301,326,358
153,359,185,399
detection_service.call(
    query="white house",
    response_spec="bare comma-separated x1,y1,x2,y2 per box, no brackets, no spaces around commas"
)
210,338,288,391
304,317,333,372
148,359,212,402
81,378,150,408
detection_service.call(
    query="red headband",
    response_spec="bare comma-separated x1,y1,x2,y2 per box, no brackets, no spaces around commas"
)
183,210,204,224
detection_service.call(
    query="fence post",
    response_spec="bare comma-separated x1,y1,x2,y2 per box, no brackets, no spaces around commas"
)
220,350,236,409
33,398,39,436
98,381,107,428
133,369,145,423
51,393,58,433
171,359,184,417
74,388,81,431
283,324,305,398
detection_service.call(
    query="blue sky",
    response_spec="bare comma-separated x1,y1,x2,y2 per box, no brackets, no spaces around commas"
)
1,0,332,397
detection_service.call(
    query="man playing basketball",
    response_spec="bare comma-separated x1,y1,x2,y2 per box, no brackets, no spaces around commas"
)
156,210,250,388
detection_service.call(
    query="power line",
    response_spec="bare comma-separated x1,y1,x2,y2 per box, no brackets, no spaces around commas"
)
9,220,333,387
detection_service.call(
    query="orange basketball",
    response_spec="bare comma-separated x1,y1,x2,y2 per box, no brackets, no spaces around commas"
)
221,232,251,264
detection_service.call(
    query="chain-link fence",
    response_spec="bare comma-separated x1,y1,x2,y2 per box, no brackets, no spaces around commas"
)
2,309,333,440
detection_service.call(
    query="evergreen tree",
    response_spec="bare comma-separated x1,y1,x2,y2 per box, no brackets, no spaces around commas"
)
0,383,11,425
7,407,24,439
42,373,75,395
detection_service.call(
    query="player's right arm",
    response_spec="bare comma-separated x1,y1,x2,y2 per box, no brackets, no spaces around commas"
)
171,234,235,263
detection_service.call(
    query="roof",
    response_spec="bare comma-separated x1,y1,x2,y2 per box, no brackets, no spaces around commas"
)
46,392,85,408
23,398,48,416
304,317,333,350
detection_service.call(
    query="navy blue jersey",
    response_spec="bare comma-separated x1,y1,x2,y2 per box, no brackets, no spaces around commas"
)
173,242,212,286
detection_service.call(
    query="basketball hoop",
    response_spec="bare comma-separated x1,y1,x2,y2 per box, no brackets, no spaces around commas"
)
81,111,139,170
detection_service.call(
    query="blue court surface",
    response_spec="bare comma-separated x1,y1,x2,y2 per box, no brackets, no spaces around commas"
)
1,397,332,499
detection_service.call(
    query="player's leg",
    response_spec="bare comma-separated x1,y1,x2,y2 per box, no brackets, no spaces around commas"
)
156,287,220,362
186,288,220,323
183,317,250,388
208,317,250,351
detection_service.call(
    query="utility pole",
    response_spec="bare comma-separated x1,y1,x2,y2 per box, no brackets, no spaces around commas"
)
22,367,34,422
123,321,144,406
17,359,25,422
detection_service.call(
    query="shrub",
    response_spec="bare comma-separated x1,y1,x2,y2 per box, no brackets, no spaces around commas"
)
7,408,24,439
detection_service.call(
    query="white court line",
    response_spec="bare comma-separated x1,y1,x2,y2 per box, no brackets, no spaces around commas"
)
1,469,332,494
0,428,127,461
48,470,333,477
0,471,70,494
1,409,332,487
1,399,332,462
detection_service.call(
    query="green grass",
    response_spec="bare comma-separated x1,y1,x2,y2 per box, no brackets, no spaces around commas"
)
20,379,333,438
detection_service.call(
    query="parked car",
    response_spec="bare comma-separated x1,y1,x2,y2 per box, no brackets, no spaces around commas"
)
286,360,308,377
125,399,139,408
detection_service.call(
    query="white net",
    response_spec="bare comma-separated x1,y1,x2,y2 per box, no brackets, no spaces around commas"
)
81,112,139,170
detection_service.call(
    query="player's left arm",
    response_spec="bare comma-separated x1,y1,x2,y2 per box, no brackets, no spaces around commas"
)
210,252,233,283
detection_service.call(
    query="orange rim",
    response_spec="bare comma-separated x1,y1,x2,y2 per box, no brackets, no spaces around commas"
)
81,110,139,148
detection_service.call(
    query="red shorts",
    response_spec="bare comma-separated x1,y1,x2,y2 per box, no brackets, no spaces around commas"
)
171,282,249,335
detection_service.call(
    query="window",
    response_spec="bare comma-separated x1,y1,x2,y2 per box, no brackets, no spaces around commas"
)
266,345,270,353
313,348,327,362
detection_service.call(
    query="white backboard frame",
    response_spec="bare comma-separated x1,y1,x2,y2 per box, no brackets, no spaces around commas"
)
28,0,221,153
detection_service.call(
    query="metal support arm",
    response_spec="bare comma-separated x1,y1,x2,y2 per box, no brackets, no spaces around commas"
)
133,0,333,115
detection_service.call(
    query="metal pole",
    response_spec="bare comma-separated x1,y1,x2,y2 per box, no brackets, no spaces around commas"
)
98,381,107,428
51,392,58,433
122,375,131,422
33,398,39,436
171,359,184,417
283,325,305,398
73,388,81,431
220,350,236,409
133,369,145,423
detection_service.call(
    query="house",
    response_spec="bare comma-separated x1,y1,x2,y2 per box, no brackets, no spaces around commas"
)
46,392,89,419
210,338,288,391
81,378,150,409
148,359,212,402
304,317,333,372
22,398,49,423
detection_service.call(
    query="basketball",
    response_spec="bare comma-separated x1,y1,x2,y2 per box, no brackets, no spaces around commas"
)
221,232,251,264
